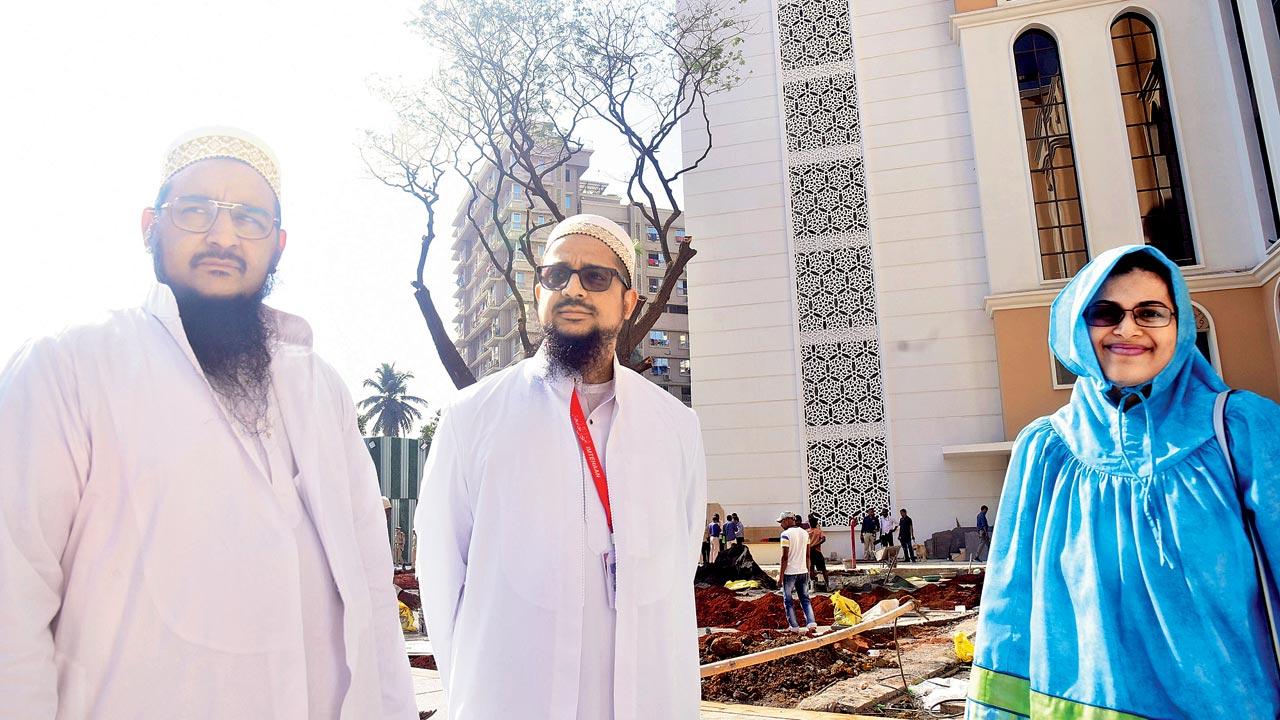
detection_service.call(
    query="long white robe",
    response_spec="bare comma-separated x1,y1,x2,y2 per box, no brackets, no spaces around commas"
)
415,350,707,720
0,284,417,719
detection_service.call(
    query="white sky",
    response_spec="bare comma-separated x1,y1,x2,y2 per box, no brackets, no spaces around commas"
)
0,0,668,426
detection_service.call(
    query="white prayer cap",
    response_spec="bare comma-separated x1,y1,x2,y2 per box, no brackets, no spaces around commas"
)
545,213,636,278
160,126,281,199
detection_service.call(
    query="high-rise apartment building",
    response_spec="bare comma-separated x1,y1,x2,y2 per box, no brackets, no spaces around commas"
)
450,153,693,404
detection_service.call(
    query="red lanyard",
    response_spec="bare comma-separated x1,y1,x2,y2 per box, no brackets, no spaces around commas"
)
570,388,613,533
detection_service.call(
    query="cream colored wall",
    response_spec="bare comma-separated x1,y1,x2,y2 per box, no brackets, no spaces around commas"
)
1196,287,1280,401
956,0,1272,295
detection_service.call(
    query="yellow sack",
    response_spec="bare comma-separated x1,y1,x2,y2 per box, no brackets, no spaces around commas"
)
953,631,974,662
724,579,761,591
399,601,419,633
831,593,863,626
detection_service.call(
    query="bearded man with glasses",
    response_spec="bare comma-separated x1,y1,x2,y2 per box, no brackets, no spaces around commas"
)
0,128,417,719
416,213,708,720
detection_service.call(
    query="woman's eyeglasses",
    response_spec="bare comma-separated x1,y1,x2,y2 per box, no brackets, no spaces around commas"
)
535,264,630,292
1083,301,1176,328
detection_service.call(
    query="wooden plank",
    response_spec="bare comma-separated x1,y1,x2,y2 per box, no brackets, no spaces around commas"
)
700,701,887,719
699,600,918,678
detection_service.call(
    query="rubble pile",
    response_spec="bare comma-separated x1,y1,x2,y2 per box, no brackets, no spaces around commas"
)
695,586,836,630
394,572,422,611
699,629,879,706
409,655,437,670
837,573,983,611
694,543,778,588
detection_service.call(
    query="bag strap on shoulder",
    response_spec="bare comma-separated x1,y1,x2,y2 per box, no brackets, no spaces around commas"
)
1215,389,1280,678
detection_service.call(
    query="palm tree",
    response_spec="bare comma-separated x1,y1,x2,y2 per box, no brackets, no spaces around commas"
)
358,363,428,437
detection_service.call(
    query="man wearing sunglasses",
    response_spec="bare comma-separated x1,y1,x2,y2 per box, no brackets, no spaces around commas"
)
417,214,708,719
0,128,416,719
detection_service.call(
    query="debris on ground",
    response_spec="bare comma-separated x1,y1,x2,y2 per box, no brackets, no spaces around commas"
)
409,655,437,670
836,573,984,612
697,572,984,710
695,586,835,630
695,544,778,589
699,628,882,706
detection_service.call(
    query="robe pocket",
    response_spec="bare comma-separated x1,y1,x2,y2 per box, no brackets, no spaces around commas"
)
130,469,297,653
620,482,685,605
493,473,566,609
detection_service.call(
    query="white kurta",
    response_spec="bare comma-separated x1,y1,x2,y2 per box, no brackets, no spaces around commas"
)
0,284,417,720
415,350,707,720
577,380,617,720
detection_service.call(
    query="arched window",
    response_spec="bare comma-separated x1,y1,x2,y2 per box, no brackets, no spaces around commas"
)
1111,13,1197,265
1014,29,1089,280
1191,303,1220,370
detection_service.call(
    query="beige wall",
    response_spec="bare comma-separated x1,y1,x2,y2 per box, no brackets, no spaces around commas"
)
992,306,1070,439
954,0,996,12
1265,274,1280,392
993,287,1280,439
1197,287,1280,400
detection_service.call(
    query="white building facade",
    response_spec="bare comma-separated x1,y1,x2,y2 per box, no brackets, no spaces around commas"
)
681,0,1280,552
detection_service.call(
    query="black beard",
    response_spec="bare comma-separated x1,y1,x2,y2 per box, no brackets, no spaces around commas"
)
544,324,614,379
154,249,277,435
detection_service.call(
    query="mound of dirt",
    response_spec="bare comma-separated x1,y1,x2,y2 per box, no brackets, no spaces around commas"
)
695,586,835,630
694,544,777,589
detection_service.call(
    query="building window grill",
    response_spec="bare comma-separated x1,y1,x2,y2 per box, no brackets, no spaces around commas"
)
1014,29,1089,280
1111,13,1196,265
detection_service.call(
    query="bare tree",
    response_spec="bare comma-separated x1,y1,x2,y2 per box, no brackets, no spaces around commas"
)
363,86,477,388
370,0,748,388
572,0,750,361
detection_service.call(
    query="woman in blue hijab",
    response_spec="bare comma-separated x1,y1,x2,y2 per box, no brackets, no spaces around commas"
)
966,245,1279,718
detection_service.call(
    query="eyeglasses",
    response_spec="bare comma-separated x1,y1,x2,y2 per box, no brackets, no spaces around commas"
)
535,263,630,292
158,196,280,240
1083,301,1176,328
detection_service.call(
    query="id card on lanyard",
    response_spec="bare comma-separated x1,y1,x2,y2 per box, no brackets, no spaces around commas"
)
570,387,617,608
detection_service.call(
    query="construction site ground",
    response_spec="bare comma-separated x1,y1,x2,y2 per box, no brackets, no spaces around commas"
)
407,566,984,718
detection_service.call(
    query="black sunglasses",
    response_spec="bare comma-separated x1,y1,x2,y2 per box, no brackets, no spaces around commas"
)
535,263,630,292
1082,301,1176,328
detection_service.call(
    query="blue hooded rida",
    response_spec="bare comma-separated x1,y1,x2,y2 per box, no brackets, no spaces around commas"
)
966,245,1280,719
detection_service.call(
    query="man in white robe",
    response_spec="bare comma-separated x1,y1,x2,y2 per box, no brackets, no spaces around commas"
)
0,128,416,719
416,214,708,719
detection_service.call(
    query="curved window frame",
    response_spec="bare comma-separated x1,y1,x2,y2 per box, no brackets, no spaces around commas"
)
1190,301,1222,372
1013,27,1091,282
1109,10,1199,266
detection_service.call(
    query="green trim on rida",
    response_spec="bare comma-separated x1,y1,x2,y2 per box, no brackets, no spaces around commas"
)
1029,694,1147,720
969,666,1031,716
969,666,1151,719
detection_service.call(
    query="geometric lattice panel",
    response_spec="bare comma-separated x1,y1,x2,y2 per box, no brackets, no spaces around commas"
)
795,245,877,332
777,0,890,523
801,339,886,426
788,157,868,238
807,436,889,526
785,73,860,152
777,0,853,71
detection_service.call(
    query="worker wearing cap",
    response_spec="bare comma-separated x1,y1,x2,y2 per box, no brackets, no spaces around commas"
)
416,214,708,720
0,128,416,718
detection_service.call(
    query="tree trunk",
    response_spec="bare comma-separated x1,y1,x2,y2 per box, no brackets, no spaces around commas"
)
412,281,477,390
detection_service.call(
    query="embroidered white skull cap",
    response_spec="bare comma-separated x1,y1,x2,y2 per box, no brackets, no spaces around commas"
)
545,213,636,278
161,126,281,199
